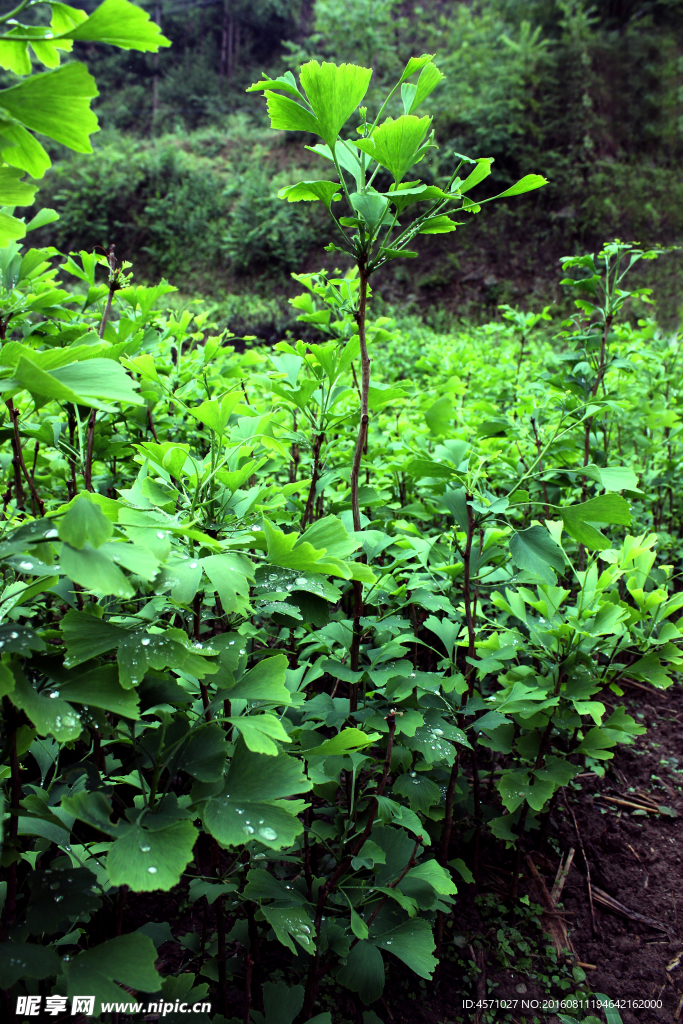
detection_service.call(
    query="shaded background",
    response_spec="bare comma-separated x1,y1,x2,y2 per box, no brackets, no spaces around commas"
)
21,0,683,334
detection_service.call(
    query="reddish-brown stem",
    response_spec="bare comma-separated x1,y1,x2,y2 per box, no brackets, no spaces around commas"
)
84,408,96,492
7,400,44,515
350,265,369,532
462,496,476,696
301,431,324,528
211,837,229,1015
147,406,159,442
99,243,118,339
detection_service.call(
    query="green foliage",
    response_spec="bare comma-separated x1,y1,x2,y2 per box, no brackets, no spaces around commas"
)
0,20,682,1022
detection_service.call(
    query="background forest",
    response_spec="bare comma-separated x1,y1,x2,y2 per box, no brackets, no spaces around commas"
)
23,0,683,336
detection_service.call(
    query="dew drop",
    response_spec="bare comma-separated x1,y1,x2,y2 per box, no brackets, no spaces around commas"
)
190,561,198,569
140,845,151,853
54,895,63,902
243,825,255,835
156,531,166,539
295,577,307,586
148,866,158,874
258,826,277,841
19,562,33,570
49,691,59,699
141,638,150,646
46,529,58,539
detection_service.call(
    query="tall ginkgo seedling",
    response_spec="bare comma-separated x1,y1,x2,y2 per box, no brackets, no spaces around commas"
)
249,56,547,705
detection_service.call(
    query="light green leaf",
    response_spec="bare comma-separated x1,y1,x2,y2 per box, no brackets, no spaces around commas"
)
64,0,171,51
0,121,52,179
278,180,342,209
60,544,135,599
299,60,373,149
558,494,631,550
399,54,435,83
0,62,98,154
0,166,37,205
403,860,457,895
107,820,197,892
0,39,31,76
350,191,389,234
59,494,113,549
200,552,254,615
186,392,241,436
459,158,493,193
509,525,565,583
419,214,458,234
305,728,380,756
230,714,292,756
401,61,445,114
0,210,26,247
357,115,432,183
265,91,320,135
496,174,548,197
373,918,437,979
597,466,639,492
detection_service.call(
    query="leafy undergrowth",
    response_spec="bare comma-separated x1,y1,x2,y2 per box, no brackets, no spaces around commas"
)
0,233,682,1024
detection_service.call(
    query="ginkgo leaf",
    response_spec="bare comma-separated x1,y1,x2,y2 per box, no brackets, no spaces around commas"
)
401,61,445,114
399,54,435,83
107,820,197,892
0,121,52,179
299,60,372,148
495,174,548,197
357,115,432,183
265,91,320,135
459,158,493,193
0,211,27,247
246,70,303,98
278,181,342,209
229,713,292,756
64,0,171,51
0,167,37,205
419,215,458,234
0,62,99,153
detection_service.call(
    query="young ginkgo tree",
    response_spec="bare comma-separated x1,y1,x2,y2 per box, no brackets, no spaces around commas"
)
249,54,547,701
